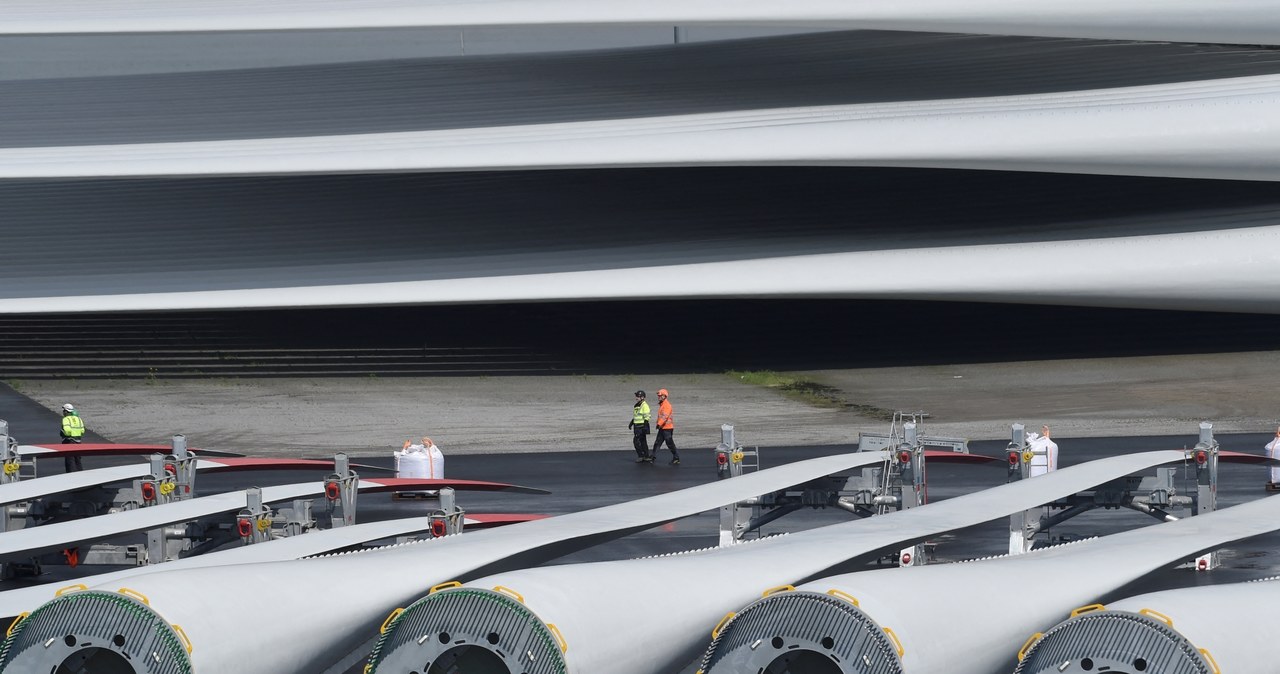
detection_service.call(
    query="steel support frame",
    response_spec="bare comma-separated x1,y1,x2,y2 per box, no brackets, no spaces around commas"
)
1009,421,1219,568
719,416,943,566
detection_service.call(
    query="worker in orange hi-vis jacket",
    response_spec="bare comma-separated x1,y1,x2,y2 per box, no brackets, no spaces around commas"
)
652,388,681,466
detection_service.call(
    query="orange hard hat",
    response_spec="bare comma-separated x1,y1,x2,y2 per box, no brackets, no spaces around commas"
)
657,388,669,397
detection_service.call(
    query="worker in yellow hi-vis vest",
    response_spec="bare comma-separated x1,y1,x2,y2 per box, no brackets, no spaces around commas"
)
629,390,652,464
59,403,85,472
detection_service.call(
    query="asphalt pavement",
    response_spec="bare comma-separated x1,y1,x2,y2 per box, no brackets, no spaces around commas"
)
0,383,108,446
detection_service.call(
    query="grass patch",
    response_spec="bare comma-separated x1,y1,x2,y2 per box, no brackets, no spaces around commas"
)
4,379,22,392
727,370,895,420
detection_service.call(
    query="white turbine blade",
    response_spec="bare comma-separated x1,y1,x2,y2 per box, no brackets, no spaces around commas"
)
1016,577,1280,674
2,0,1280,46
0,451,882,674
363,451,1193,673
2,75,1278,181
705,496,1280,673
0,477,439,562
0,515,447,619
2,223,1277,315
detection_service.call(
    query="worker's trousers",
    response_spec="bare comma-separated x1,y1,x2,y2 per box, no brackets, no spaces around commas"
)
652,429,679,459
61,437,83,472
633,429,650,458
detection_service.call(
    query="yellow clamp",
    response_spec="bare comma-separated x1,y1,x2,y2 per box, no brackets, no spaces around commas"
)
711,612,736,640
6,613,28,638
1199,648,1221,674
159,482,176,496
492,586,524,603
882,627,904,657
1070,604,1105,618
430,581,462,594
379,608,405,634
761,585,794,598
1139,608,1174,627
1021,450,1034,464
55,584,87,597
826,589,860,606
1017,632,1043,661
3,462,19,476
257,518,271,532
117,587,150,606
171,623,193,654
547,623,568,653
730,451,744,463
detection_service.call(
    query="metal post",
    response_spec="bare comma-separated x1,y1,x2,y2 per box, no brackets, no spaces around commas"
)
1194,421,1218,516
718,424,740,546
905,424,925,508
146,511,164,563
149,453,179,505
0,421,16,536
0,421,19,536
1010,423,1026,471
150,454,168,502
284,499,313,537
142,452,185,563
0,420,15,486
897,422,926,565
1008,423,1038,555
442,487,464,535
717,424,759,546
128,453,172,511
169,434,197,500
718,505,738,547
716,424,736,480
235,488,273,548
1193,421,1219,571
254,488,274,543
327,453,358,528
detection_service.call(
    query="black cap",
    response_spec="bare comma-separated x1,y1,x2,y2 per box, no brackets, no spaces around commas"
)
635,390,646,397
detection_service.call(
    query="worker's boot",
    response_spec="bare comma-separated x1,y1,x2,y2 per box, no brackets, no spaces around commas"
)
670,454,681,466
